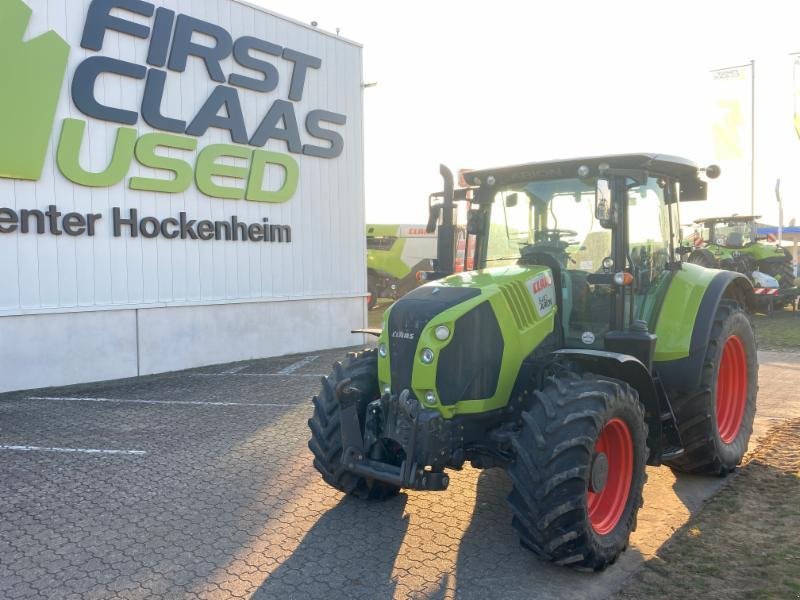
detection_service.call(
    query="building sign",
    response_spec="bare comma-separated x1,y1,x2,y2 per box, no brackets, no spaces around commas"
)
0,0,346,205
0,0,364,317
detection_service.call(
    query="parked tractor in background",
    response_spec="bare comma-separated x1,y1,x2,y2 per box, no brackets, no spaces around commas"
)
687,215,797,309
311,155,758,571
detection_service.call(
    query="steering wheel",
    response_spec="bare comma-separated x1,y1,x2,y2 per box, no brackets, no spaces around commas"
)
536,228,578,244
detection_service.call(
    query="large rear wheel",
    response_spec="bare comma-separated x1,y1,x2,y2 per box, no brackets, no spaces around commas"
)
506,373,648,570
664,300,757,475
759,248,795,289
687,248,718,269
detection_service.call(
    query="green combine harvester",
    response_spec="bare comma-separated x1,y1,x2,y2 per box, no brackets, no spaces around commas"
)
309,154,757,570
366,224,437,309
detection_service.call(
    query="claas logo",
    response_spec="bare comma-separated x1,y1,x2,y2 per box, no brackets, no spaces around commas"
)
532,273,553,294
0,0,70,181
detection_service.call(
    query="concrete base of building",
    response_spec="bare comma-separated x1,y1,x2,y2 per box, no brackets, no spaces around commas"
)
0,297,366,393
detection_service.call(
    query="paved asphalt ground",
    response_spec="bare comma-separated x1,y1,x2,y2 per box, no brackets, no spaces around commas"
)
1,348,798,600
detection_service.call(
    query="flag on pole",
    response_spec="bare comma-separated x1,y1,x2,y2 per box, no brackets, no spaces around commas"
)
710,65,753,161
793,54,800,139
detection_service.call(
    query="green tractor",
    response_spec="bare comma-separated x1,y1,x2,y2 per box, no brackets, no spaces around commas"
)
309,154,758,570
687,215,795,289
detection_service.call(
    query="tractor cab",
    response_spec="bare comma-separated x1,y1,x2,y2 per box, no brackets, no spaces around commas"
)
694,215,761,249
427,154,712,360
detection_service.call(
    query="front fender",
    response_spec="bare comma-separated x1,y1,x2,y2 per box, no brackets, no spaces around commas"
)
552,349,662,465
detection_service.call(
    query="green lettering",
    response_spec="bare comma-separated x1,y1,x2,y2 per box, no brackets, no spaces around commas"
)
0,0,69,181
245,150,299,203
57,119,136,187
130,133,197,193
195,144,250,200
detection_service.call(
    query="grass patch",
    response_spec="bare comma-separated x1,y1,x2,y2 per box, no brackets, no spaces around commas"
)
753,307,800,351
617,419,800,600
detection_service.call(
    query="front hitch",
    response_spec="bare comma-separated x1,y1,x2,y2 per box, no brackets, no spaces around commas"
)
338,388,453,491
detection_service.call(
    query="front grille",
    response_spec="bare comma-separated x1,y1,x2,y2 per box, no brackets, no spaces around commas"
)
436,301,504,406
387,286,481,394
500,281,535,330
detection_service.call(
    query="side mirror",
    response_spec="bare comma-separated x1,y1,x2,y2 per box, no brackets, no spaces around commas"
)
595,178,613,227
467,209,484,235
505,192,518,208
426,205,442,234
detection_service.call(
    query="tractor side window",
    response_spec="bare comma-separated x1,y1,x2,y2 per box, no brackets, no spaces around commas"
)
627,181,670,325
485,191,528,265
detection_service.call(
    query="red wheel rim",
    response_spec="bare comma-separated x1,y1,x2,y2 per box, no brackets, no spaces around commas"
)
587,418,634,535
716,335,748,444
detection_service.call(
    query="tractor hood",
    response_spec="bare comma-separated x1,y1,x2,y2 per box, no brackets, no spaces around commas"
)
377,265,558,418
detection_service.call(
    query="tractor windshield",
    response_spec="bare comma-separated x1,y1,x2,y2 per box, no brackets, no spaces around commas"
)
709,220,756,248
486,178,608,271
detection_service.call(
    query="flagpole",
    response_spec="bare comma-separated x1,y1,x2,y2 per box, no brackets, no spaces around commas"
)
750,59,755,216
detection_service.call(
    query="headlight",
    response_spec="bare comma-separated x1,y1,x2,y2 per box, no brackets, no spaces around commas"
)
378,343,387,358
421,348,435,364
434,325,450,341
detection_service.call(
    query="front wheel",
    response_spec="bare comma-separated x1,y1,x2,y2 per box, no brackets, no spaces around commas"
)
307,350,399,499
664,300,758,475
506,373,648,570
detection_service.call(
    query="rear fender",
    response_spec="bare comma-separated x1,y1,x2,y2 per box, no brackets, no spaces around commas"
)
655,269,753,393
553,349,662,465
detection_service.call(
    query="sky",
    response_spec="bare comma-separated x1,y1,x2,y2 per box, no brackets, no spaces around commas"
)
253,0,800,230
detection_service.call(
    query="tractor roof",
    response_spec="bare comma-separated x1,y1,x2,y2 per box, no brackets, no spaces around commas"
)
463,154,702,187
694,215,761,224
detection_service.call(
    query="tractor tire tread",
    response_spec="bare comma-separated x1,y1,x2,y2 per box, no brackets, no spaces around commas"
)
663,300,758,475
506,373,648,571
307,348,399,500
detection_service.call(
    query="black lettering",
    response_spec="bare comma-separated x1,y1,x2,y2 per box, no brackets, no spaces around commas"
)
214,220,231,241
146,7,175,67
63,213,87,236
72,56,146,125
141,69,186,132
303,109,346,159
45,205,63,236
231,216,247,241
140,216,160,238
197,220,214,240
113,207,138,237
249,99,301,151
87,213,102,235
248,223,263,241
168,14,233,82
179,212,197,239
281,48,321,101
19,209,44,234
229,37,281,93
81,0,154,51
0,208,18,233
160,217,179,238
270,224,291,243
186,85,248,144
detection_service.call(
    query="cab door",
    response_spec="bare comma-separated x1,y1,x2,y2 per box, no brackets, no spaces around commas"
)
624,178,675,330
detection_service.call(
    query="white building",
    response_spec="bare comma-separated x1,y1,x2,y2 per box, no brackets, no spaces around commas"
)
0,0,366,393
